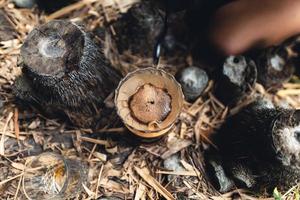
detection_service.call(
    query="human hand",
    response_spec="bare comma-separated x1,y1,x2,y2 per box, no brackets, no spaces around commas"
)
209,0,300,55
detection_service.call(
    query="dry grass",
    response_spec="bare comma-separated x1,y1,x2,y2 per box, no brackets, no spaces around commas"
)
0,0,300,199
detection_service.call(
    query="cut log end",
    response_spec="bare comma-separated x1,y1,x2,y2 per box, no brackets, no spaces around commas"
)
21,20,84,77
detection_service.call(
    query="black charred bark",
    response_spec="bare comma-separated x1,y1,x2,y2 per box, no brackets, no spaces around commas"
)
14,20,121,128
214,55,257,106
207,99,300,193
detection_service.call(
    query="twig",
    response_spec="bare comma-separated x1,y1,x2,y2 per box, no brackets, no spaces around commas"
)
14,174,23,200
95,164,103,199
0,112,13,155
45,0,98,21
156,170,197,176
134,166,175,200
80,136,108,146
14,107,19,140
0,172,23,186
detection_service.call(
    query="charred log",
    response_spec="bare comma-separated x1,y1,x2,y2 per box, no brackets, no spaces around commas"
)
214,55,257,106
207,99,300,193
14,20,121,127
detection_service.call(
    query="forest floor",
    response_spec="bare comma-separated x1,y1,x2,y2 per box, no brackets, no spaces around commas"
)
0,0,300,199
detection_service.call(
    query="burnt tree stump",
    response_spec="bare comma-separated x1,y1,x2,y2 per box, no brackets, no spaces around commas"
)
14,20,121,127
207,99,300,193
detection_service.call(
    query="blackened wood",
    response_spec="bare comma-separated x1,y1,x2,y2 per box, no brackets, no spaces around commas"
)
214,55,257,106
14,20,121,127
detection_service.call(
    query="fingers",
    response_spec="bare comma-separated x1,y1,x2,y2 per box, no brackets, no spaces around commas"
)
209,0,300,55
